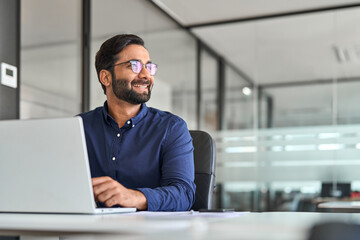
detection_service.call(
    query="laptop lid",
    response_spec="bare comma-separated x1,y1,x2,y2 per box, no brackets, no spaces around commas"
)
0,117,135,214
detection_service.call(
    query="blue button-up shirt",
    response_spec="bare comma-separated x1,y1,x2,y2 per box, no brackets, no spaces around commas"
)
79,102,195,211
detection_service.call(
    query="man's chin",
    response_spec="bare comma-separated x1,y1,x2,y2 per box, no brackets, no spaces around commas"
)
133,89,148,96
128,93,151,105
112,86,151,104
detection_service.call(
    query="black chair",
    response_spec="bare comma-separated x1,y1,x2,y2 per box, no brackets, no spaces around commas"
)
189,130,216,210
308,222,360,240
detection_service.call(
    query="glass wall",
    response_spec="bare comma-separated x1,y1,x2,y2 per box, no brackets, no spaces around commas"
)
145,31,197,129
263,84,334,127
224,65,254,130
20,0,82,118
194,7,360,211
199,49,218,131
337,81,360,124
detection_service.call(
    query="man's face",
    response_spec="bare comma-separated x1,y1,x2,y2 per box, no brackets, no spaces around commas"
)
111,44,154,105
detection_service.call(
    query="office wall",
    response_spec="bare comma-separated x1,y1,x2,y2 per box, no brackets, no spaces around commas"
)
0,0,20,120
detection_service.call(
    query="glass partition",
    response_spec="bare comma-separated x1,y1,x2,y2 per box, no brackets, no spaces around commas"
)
199,49,218,131
337,81,360,125
224,65,254,130
262,84,334,127
196,7,360,211
20,0,82,118
144,31,197,129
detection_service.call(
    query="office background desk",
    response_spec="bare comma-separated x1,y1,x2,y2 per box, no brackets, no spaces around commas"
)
318,201,360,213
1,212,360,240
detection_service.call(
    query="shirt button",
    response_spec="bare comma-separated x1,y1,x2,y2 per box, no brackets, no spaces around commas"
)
117,133,120,137
127,120,131,124
132,125,135,128
112,157,116,161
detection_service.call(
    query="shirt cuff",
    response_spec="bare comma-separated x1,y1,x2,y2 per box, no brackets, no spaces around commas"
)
136,188,160,211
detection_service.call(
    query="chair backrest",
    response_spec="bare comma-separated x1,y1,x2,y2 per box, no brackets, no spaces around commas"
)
189,130,216,210
308,222,360,240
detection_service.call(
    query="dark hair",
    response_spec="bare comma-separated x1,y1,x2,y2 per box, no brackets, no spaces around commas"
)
95,34,145,94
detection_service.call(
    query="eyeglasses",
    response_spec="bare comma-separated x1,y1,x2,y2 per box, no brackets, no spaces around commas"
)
112,60,158,76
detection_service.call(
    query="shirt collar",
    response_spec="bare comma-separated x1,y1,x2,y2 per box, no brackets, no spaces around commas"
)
131,103,148,126
102,101,149,128
102,101,113,124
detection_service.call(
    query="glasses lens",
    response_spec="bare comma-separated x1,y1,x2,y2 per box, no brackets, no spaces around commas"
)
130,60,142,74
146,63,157,75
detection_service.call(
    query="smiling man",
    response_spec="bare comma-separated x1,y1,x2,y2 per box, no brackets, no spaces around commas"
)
79,34,195,211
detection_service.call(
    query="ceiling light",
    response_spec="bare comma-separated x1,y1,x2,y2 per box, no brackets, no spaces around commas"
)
242,87,252,96
318,144,344,151
333,45,360,63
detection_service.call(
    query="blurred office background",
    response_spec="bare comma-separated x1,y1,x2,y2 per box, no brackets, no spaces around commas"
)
3,0,360,211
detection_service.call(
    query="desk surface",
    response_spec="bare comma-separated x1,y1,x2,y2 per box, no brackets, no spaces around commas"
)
1,211,360,240
318,201,360,209
318,201,360,213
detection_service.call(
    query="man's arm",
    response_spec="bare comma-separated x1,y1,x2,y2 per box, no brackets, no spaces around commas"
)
136,118,196,211
92,176,147,210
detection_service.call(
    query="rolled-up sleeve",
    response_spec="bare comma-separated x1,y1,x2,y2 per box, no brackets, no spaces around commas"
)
137,118,196,211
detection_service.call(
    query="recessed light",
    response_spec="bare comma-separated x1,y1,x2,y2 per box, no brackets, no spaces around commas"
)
242,87,252,96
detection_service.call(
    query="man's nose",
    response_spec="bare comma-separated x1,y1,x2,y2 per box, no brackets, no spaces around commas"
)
138,65,151,79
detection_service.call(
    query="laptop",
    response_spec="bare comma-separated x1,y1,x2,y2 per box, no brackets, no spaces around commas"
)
0,117,136,214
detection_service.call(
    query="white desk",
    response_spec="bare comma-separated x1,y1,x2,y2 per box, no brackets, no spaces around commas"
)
1,212,360,240
0,212,191,240
318,201,360,212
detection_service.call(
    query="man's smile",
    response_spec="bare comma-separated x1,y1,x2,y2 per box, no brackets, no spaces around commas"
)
133,84,149,88
131,81,151,93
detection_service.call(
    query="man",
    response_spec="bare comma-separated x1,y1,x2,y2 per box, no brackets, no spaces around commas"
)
79,34,196,211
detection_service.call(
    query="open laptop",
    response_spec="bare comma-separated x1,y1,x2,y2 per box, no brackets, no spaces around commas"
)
0,117,136,214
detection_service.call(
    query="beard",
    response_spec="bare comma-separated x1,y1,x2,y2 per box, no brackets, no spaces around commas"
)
112,77,152,105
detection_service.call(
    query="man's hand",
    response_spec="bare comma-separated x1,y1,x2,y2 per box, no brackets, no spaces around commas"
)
92,176,147,210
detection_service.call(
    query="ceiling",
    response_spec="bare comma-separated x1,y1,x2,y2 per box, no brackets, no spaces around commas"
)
153,0,360,26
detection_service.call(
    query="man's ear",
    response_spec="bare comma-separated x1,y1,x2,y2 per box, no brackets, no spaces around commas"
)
99,69,112,87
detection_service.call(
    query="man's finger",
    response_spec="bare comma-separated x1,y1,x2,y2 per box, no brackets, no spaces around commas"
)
104,195,118,208
92,176,112,186
93,178,119,197
96,188,116,203
93,181,112,196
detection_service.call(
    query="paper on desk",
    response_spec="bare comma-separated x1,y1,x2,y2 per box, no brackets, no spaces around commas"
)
126,211,250,219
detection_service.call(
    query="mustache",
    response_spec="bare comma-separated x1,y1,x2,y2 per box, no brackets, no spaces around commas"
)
131,80,151,85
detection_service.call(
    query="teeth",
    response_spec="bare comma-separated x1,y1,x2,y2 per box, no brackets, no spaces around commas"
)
134,84,147,88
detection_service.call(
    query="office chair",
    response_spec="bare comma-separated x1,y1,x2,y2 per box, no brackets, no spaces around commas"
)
308,222,360,240
189,130,216,210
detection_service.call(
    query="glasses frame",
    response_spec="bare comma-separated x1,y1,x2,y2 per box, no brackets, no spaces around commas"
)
111,60,158,76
